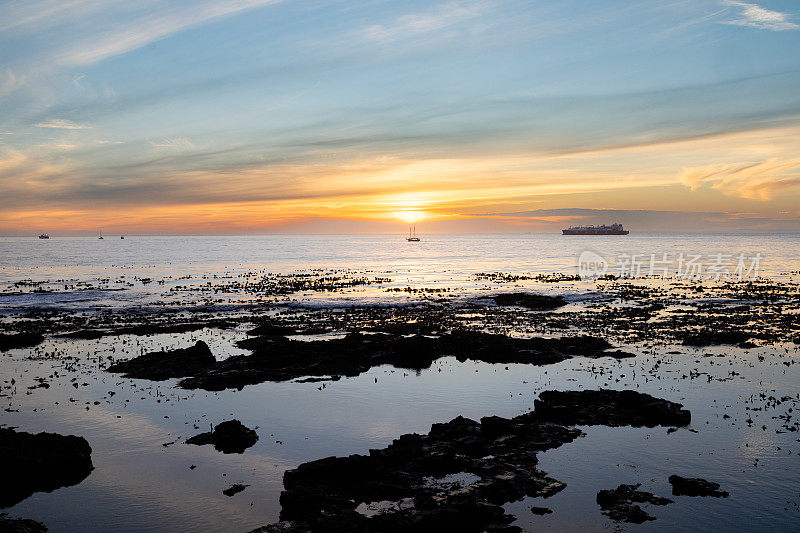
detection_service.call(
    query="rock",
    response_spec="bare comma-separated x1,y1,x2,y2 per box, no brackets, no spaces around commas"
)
681,330,751,347
668,475,729,498
0,428,93,508
58,329,109,340
534,389,691,427
106,341,215,380
530,506,553,515
0,333,44,352
596,484,672,523
107,320,234,337
254,391,689,532
493,293,566,310
61,321,234,340
186,420,258,454
223,483,249,497
263,415,577,532
247,322,297,336
179,331,618,391
0,514,48,533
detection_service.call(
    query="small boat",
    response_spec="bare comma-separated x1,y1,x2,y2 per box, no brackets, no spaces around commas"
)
406,225,420,242
38,234,49,239
120,236,125,239
98,230,104,240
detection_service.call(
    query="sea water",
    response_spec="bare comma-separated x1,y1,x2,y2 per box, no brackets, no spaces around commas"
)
1,233,799,532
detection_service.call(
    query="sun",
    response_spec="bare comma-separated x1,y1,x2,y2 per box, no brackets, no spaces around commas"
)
394,210,425,223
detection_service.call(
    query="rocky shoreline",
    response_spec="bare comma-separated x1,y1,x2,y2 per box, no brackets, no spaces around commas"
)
254,390,691,532
106,330,630,391
1,277,797,531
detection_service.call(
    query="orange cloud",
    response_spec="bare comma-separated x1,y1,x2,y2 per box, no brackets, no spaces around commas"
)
679,157,800,200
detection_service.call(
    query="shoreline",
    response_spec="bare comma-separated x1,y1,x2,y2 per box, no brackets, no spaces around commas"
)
1,272,799,531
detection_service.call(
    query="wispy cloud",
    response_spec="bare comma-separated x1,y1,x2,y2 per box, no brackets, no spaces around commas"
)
722,1,799,31
359,1,490,43
35,118,91,129
0,0,283,73
0,68,27,97
53,1,283,66
679,157,800,200
147,137,195,150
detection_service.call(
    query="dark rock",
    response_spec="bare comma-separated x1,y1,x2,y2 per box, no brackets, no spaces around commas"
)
534,389,691,427
0,514,48,533
223,483,249,497
0,333,44,352
293,376,341,383
0,428,93,508
107,321,234,337
596,484,672,523
180,331,617,391
668,475,729,498
601,349,636,359
186,420,258,454
255,391,689,532
530,506,553,515
59,321,234,341
58,329,109,340
681,330,751,346
493,293,566,310
247,322,297,336
261,414,578,532
107,341,215,380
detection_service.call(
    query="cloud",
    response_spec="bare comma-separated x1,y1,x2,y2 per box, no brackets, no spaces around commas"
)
147,137,195,150
359,1,490,43
51,1,283,67
35,118,91,129
0,0,286,96
679,157,800,200
723,1,799,31
0,68,26,98
464,207,800,232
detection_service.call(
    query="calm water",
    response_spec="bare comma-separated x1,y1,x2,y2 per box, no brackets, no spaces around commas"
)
1,233,798,310
1,233,799,532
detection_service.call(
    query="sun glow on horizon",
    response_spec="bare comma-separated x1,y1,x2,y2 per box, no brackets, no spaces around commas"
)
394,210,425,223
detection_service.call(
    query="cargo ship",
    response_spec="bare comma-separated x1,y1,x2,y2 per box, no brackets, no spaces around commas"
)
562,223,629,235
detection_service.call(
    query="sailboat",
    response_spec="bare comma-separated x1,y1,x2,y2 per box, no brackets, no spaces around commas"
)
98,230,104,240
406,225,420,242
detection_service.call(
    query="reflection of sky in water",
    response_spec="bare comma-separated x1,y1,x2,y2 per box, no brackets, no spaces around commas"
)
1,234,799,311
2,329,799,532
2,234,798,530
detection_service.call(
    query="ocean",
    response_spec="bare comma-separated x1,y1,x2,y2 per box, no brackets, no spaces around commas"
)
2,233,798,310
1,233,799,532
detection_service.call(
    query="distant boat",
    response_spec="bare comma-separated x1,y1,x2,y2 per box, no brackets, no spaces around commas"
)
562,223,629,235
38,233,49,239
120,235,125,239
98,230,104,240
406,225,420,242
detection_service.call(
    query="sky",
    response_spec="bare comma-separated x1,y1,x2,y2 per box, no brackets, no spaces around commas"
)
1,0,799,234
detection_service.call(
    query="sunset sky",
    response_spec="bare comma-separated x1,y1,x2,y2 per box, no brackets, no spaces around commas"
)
1,0,799,234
